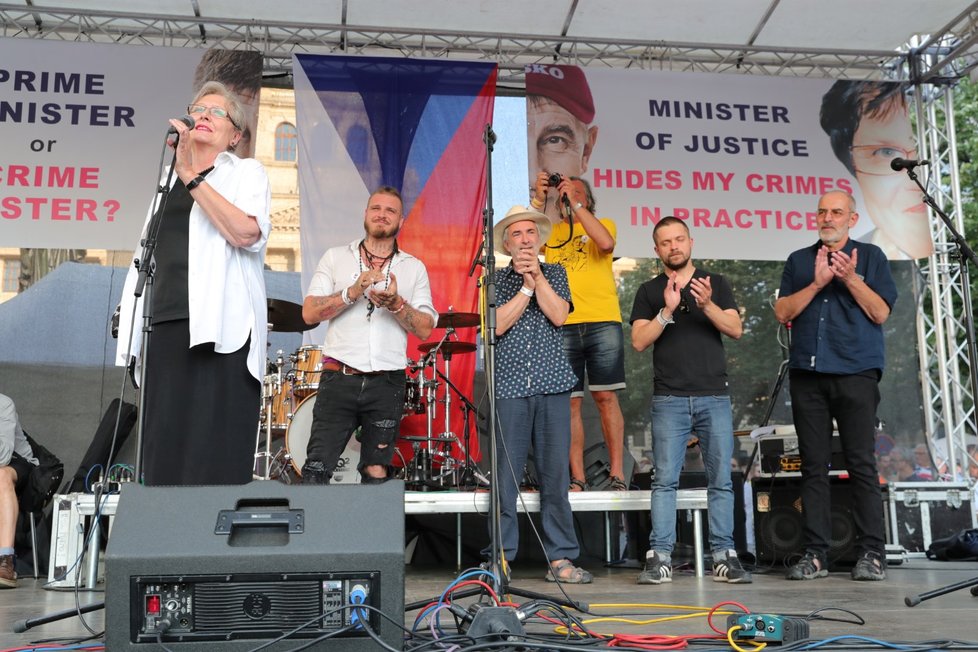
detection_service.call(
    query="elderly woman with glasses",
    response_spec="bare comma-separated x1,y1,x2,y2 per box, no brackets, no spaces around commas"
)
116,80,271,486
820,80,932,260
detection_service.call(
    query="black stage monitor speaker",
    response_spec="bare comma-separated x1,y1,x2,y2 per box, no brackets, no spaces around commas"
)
753,476,857,570
105,480,404,651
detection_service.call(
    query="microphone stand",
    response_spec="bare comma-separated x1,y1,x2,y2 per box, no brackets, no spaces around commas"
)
899,164,978,606
906,164,978,462
8,132,182,639
130,138,182,481
405,126,584,627
476,124,580,608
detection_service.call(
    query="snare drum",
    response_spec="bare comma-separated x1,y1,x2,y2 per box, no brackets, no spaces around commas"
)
285,394,361,484
291,345,324,397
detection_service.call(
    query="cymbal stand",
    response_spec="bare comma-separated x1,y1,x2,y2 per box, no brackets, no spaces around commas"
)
437,329,460,485
253,349,285,480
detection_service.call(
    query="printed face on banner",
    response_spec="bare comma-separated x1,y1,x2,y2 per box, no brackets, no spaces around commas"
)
526,67,930,261
527,96,597,179
850,106,930,259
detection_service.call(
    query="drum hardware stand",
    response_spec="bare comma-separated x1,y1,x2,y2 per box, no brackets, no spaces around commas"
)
743,308,791,484
432,365,488,487
253,349,286,480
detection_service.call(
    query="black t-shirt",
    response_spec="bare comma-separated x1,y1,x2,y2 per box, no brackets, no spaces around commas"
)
629,269,737,396
151,180,194,324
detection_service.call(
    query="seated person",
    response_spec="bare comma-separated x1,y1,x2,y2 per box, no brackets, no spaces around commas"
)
0,393,38,589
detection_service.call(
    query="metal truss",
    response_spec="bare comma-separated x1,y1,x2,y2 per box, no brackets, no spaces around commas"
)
912,66,977,478
0,3,911,83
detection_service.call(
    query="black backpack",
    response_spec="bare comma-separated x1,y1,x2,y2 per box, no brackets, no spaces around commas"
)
18,432,64,514
926,528,978,561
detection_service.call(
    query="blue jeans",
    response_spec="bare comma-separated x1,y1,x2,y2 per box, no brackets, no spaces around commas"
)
562,321,626,396
488,392,579,562
649,394,735,554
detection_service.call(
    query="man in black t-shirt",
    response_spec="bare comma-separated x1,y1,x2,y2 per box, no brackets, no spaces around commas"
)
629,216,750,585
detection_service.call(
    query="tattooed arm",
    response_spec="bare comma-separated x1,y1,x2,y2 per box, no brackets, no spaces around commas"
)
302,268,383,325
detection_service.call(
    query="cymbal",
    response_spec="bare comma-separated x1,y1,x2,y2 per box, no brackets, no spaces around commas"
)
267,298,312,332
418,341,476,355
436,311,480,329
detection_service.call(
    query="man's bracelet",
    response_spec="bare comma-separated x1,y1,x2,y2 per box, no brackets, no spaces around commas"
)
388,298,407,314
186,175,207,191
656,308,674,326
529,196,544,210
341,286,355,305
519,286,534,298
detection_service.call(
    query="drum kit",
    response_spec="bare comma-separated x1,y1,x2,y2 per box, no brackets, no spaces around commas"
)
254,299,485,490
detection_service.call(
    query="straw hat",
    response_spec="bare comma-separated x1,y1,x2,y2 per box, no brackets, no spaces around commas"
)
492,205,552,256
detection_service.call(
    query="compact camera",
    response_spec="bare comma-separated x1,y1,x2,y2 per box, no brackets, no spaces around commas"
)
546,172,563,187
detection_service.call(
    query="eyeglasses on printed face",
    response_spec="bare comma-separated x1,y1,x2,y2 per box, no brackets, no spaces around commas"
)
188,104,238,127
850,144,918,176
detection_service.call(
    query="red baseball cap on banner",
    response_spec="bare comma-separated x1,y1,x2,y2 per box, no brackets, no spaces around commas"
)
525,64,595,124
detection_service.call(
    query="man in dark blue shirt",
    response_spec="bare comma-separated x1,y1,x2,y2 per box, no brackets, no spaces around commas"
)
775,190,897,582
486,205,591,585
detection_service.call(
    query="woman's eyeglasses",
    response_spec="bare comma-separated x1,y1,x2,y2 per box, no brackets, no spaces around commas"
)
187,104,239,128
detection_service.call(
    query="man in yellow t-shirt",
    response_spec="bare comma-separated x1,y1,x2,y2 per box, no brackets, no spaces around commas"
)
532,173,627,491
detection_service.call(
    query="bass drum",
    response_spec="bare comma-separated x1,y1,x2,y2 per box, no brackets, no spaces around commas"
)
285,394,361,484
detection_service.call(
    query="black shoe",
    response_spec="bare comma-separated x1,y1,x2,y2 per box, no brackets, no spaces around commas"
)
637,551,672,585
851,551,886,581
713,550,752,583
301,460,329,485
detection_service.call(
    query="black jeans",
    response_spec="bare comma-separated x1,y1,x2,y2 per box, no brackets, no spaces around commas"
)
306,369,406,479
789,370,885,558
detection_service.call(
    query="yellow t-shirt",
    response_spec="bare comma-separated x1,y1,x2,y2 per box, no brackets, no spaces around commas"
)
543,217,621,325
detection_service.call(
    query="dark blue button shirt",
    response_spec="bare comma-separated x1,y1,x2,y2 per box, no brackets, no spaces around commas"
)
494,263,578,399
779,238,897,375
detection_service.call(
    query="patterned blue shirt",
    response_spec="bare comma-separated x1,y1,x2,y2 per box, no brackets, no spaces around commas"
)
494,263,578,399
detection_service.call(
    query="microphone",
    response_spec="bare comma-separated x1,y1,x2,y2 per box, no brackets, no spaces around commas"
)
167,114,196,135
890,157,929,172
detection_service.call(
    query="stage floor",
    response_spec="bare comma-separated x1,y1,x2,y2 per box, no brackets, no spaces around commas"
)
1,558,977,649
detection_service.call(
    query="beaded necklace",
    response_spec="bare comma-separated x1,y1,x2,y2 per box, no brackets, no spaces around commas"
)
358,239,397,320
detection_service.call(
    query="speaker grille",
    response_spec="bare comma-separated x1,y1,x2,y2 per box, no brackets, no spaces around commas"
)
194,581,321,631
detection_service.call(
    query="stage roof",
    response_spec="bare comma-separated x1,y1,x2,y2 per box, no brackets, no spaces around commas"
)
3,1,978,85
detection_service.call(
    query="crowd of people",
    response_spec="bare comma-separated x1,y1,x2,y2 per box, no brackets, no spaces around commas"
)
6,67,959,592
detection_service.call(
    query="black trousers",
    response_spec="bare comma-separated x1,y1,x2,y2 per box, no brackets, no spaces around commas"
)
789,370,885,558
142,319,259,486
306,370,405,479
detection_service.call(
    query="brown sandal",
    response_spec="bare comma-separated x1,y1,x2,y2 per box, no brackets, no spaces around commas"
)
569,478,588,492
546,559,593,584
